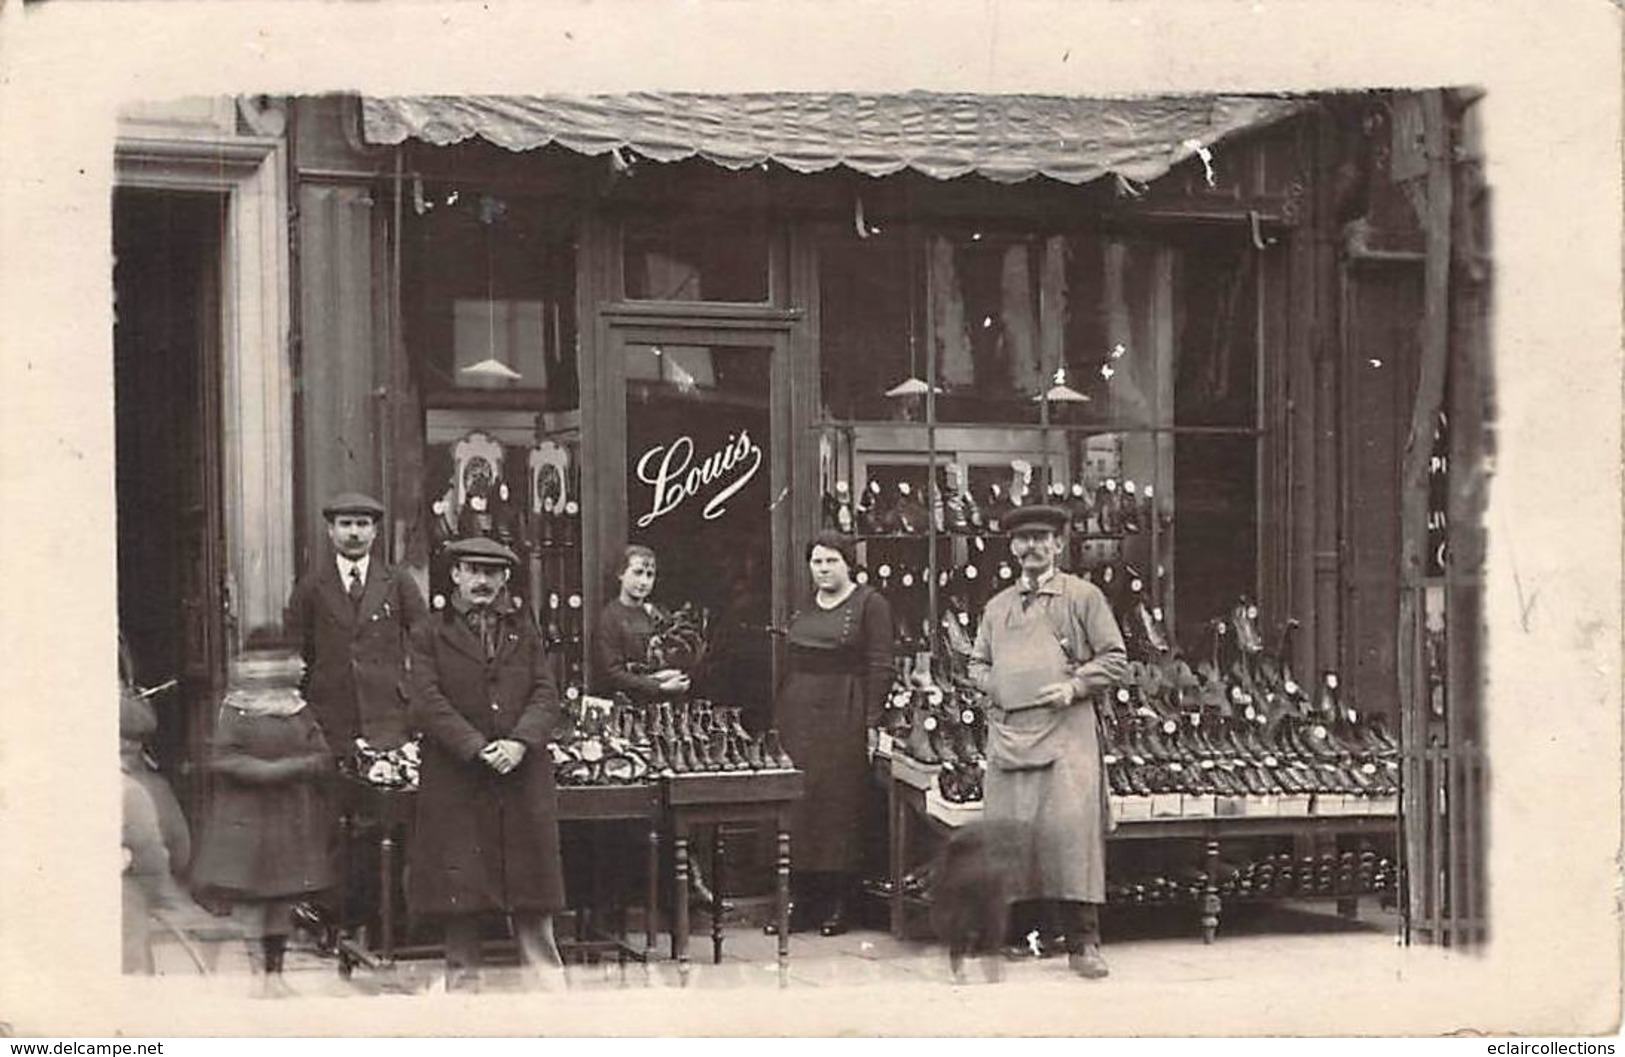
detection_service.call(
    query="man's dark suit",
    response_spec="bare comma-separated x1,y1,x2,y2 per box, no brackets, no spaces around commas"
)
286,558,428,751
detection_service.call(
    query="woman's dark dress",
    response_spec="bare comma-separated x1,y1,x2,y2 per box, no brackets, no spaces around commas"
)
191,705,334,900
775,584,893,873
593,599,667,701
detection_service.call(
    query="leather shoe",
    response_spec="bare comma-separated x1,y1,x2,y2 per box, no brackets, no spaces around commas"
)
817,897,850,937
1068,943,1109,979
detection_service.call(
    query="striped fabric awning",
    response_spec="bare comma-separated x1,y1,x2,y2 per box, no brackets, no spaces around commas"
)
362,92,1308,186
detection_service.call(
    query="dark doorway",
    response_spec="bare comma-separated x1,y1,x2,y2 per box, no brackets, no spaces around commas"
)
113,188,227,820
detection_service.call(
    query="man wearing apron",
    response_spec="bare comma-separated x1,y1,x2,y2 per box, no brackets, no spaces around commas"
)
969,504,1127,979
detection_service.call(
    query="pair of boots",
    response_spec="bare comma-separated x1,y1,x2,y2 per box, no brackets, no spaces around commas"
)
1004,901,1108,979
764,872,853,937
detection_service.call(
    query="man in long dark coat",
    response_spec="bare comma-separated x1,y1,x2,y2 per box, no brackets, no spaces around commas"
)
285,492,427,752
407,535,566,990
969,504,1126,980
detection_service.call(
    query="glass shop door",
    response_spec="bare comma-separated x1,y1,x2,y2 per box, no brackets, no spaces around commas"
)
593,321,792,728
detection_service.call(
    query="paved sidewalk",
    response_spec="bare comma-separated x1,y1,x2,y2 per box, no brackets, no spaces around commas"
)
148,898,1403,998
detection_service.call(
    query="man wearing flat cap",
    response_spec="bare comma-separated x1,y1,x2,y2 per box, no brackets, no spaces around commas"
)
968,503,1127,979
407,536,566,990
286,492,427,753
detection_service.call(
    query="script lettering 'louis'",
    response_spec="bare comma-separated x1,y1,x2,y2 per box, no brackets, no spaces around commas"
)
635,430,763,528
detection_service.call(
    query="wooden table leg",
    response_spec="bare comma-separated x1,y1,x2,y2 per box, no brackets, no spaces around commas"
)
673,828,691,969
1200,837,1221,944
889,778,905,939
711,827,725,966
337,812,355,977
776,824,791,976
379,825,396,962
645,816,660,958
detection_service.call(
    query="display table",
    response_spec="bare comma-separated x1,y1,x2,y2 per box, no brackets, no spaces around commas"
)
334,780,663,974
664,769,805,975
881,753,1397,944
557,782,664,962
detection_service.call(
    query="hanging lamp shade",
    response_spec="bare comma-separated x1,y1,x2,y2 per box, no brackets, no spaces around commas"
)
885,376,935,398
1034,365,1089,403
460,358,524,380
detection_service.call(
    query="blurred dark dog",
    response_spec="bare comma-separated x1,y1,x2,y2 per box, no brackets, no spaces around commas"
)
927,820,1034,983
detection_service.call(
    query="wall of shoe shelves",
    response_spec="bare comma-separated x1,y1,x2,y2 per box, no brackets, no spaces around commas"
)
820,419,1175,656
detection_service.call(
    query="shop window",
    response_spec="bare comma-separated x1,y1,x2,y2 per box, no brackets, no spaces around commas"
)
622,210,770,303
1174,237,1259,428
816,227,917,421
925,229,1052,425
816,222,1260,659
405,185,586,692
403,186,578,405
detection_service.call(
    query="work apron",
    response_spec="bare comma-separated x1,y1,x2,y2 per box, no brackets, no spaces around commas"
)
982,598,1110,903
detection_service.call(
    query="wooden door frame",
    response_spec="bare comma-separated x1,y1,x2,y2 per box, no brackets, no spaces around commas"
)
115,131,295,661
586,306,801,697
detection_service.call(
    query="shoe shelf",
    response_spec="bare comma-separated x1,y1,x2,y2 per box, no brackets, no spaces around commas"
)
1107,850,1398,906
423,423,589,702
880,760,1398,944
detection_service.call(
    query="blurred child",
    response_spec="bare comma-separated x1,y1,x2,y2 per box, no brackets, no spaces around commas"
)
190,669,333,995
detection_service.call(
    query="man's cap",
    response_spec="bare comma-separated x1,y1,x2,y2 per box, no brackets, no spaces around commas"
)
1003,504,1070,534
322,492,385,520
445,535,519,567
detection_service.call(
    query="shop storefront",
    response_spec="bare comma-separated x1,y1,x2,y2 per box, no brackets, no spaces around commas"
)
113,89,1490,957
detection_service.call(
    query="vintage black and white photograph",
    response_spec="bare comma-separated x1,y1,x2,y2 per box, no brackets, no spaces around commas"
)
107,87,1492,990
1,0,1620,1040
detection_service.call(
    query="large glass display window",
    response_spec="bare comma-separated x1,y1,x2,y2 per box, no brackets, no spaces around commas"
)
403,185,586,692
816,222,1262,658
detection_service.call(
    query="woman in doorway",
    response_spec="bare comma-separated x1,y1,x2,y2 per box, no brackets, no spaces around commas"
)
594,543,691,703
772,530,895,935
593,543,728,912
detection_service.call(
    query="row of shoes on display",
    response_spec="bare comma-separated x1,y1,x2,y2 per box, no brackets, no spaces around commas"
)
823,464,1170,539
1105,850,1397,904
879,595,1403,805
550,697,796,786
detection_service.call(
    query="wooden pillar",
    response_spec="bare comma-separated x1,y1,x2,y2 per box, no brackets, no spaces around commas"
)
1309,110,1343,684
1397,90,1454,941
1285,221,1320,678
1444,91,1489,944
787,220,822,631
579,211,620,675
297,180,385,570
1257,244,1293,631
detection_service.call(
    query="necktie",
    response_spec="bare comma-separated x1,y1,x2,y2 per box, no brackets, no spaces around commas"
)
472,609,496,659
347,566,365,606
